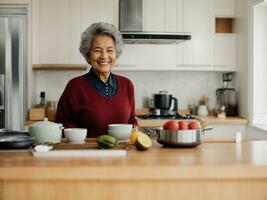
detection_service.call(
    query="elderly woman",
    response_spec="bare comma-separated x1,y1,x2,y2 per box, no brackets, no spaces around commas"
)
55,22,138,137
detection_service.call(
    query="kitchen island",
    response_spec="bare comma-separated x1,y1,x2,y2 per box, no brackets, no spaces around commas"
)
0,140,267,200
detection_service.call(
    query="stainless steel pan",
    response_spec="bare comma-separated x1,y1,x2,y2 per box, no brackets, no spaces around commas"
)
156,128,212,147
0,130,34,149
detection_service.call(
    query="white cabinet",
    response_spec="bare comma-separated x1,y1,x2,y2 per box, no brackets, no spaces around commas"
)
143,0,182,32
214,0,236,17
181,0,214,67
32,0,70,64
80,0,118,31
214,34,236,71
116,44,177,70
0,0,28,3
202,124,247,141
32,0,119,64
143,0,165,31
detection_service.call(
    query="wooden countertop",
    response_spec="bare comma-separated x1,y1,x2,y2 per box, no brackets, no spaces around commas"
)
0,140,266,181
136,108,248,127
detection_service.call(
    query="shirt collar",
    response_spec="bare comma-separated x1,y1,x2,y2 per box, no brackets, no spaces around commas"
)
88,68,116,90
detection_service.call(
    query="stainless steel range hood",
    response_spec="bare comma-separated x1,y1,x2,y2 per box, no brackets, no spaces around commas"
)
119,0,191,44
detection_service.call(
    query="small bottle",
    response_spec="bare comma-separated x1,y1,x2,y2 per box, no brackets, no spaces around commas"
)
46,101,56,121
39,91,46,108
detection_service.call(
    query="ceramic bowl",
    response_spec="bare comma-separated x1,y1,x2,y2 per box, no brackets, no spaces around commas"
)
64,128,87,144
107,129,132,141
108,124,133,132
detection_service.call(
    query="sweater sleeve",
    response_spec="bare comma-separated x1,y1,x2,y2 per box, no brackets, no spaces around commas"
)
128,81,139,127
55,81,78,128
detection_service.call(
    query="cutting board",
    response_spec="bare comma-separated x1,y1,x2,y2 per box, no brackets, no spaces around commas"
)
32,149,127,157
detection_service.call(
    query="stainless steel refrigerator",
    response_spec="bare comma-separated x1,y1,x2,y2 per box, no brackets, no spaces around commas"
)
0,6,27,131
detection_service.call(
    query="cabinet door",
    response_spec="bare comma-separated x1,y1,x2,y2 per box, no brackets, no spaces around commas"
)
117,44,177,70
202,124,246,141
0,0,28,3
144,0,181,32
32,0,70,64
214,34,236,71
143,0,165,31
214,0,236,17
80,0,119,32
182,0,214,66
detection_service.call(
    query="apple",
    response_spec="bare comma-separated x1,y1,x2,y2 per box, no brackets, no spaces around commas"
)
188,121,199,130
163,120,179,130
178,120,188,130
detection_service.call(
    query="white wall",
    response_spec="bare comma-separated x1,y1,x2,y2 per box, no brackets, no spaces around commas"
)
34,70,224,110
235,0,249,118
253,3,267,115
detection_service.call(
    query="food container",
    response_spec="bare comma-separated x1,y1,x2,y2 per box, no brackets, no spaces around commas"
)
156,128,212,147
29,118,63,144
107,124,133,140
64,128,87,144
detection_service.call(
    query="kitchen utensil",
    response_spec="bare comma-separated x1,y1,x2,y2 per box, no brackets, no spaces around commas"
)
29,118,63,144
64,128,87,144
156,128,212,147
153,91,178,116
32,149,127,157
0,135,34,149
107,124,133,141
216,73,238,116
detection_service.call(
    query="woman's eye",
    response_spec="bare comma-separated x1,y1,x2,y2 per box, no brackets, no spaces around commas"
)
107,49,114,53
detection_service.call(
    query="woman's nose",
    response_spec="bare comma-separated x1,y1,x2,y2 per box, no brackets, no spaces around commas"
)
100,50,108,59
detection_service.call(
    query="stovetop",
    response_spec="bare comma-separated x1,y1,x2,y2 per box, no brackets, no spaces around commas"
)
137,114,195,120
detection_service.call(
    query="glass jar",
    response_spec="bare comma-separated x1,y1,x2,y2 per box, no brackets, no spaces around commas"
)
46,101,56,121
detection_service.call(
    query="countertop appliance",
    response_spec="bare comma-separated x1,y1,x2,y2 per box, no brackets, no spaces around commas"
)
119,0,191,44
137,91,195,120
216,73,238,116
0,6,27,130
151,91,178,116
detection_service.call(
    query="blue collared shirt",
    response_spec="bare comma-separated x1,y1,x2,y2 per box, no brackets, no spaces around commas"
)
87,68,117,97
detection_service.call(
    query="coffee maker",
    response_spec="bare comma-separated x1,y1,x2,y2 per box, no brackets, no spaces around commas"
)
216,73,238,116
150,91,178,116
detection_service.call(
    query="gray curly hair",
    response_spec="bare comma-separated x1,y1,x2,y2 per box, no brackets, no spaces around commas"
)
79,22,124,63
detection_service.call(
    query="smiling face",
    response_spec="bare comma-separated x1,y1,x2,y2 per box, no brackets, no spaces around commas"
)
88,35,116,81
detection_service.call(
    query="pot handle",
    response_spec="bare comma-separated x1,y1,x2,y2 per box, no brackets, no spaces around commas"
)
59,124,64,130
202,127,213,132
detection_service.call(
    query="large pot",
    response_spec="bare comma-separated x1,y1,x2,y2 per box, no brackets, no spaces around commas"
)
29,118,63,144
155,128,212,148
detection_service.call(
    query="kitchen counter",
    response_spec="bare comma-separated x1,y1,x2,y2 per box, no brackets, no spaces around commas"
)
0,140,267,200
136,108,248,127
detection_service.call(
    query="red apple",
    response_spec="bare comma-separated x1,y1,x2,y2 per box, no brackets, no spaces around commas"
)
188,121,199,130
163,120,179,130
178,120,188,130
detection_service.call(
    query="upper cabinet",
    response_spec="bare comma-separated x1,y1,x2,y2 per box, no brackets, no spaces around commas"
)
214,0,236,17
214,0,236,71
181,0,214,67
32,0,70,64
32,0,118,64
0,0,28,3
32,0,237,72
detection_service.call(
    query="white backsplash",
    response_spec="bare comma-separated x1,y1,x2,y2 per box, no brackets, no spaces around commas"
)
34,70,227,110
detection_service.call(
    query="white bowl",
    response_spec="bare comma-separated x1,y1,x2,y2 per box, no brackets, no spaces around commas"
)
108,129,132,140
108,124,133,132
64,128,87,143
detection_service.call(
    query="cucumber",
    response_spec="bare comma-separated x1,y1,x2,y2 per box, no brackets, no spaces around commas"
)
97,135,117,149
135,134,152,150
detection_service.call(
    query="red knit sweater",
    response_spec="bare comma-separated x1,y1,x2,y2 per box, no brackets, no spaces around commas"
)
55,73,138,138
